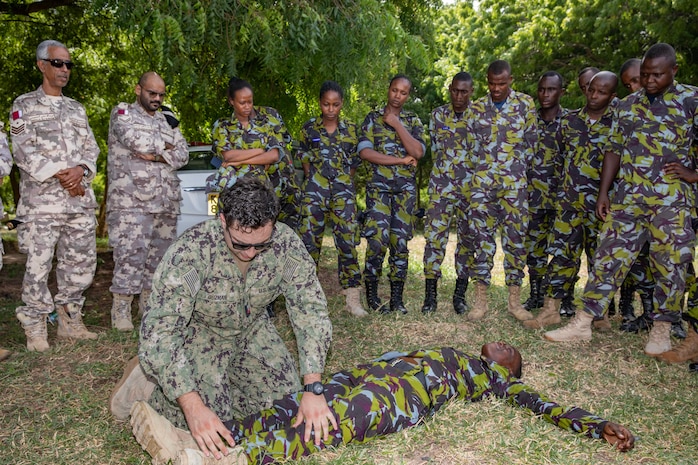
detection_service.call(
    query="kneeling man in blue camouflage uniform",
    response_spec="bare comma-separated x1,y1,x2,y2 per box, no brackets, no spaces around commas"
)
110,177,334,462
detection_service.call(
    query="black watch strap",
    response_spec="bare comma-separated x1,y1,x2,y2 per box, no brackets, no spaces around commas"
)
303,381,325,395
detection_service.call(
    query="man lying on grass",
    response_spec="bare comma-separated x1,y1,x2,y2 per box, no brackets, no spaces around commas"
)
128,343,634,465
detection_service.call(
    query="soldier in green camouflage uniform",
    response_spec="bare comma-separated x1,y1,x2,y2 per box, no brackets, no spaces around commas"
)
422,72,474,315
297,81,365,317
464,60,538,322
10,40,99,351
106,72,189,331
209,78,300,231
525,72,618,330
132,343,635,464
524,72,566,312
545,44,698,358
139,178,333,457
359,75,426,314
0,124,10,361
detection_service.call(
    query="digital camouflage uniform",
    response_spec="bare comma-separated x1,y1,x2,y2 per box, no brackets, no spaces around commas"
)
297,117,362,288
226,347,611,465
0,124,11,271
10,87,98,319
525,107,566,280
580,82,698,321
210,107,300,230
139,219,331,429
466,91,538,286
423,104,472,280
358,108,426,281
545,106,614,299
106,101,189,295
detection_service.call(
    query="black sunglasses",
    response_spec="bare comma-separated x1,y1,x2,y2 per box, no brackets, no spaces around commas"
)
224,225,274,251
42,58,75,70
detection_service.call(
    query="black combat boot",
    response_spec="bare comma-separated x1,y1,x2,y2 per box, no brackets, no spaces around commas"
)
560,294,576,317
672,321,687,340
389,280,408,314
421,279,438,314
453,277,470,315
619,281,636,324
607,298,616,317
365,278,383,312
523,275,543,310
620,290,653,333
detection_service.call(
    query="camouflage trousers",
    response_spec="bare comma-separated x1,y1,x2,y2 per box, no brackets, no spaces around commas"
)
469,186,528,286
363,185,416,281
545,209,602,299
148,312,302,429
622,242,655,296
423,192,472,280
684,262,698,331
525,208,556,279
107,211,177,295
16,214,96,317
581,204,695,321
269,168,301,233
226,358,431,465
299,187,361,288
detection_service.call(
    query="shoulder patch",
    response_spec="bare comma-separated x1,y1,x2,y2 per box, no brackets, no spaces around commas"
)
282,256,300,283
182,267,201,296
10,118,25,136
11,110,22,120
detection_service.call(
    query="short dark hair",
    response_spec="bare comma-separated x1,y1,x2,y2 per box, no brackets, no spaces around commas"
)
319,80,344,100
578,66,600,78
389,73,412,90
619,58,641,76
227,77,253,101
219,177,279,229
644,42,677,66
538,71,564,88
452,71,473,84
487,60,511,76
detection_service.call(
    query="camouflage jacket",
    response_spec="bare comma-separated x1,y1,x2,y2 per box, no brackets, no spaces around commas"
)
0,126,11,216
297,117,360,192
139,219,332,403
357,108,426,190
527,107,566,210
466,90,538,191
209,106,287,190
609,82,698,207
10,87,98,216
558,106,614,212
428,103,470,198
107,101,189,214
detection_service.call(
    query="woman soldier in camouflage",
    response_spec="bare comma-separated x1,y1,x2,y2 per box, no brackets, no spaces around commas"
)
297,81,366,317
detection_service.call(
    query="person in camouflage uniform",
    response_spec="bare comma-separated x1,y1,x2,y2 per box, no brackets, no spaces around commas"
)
0,123,13,361
10,40,99,352
545,44,698,358
525,71,618,330
129,342,635,465
359,74,426,314
297,81,365,317
464,60,538,322
421,72,474,315
210,78,300,231
134,177,333,460
523,71,566,314
106,72,189,331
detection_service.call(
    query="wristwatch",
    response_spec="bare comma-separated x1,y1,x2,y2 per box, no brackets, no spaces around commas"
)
303,381,325,395
79,164,91,178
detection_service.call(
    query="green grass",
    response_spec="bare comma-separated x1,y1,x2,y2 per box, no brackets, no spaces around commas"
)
1,234,697,465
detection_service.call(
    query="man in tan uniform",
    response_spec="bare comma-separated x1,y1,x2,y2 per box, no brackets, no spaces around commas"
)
106,72,189,330
10,40,99,351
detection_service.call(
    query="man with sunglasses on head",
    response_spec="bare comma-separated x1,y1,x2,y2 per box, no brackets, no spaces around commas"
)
111,177,333,461
10,39,99,352
106,72,189,331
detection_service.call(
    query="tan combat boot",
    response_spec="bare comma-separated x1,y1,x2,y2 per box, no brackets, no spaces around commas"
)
656,327,698,363
131,401,199,465
56,303,98,340
138,289,152,318
507,286,534,321
175,447,249,465
110,356,157,420
466,282,489,321
523,297,561,329
16,312,49,352
544,310,594,342
0,348,11,362
112,294,134,331
644,320,672,356
592,314,612,332
343,287,368,317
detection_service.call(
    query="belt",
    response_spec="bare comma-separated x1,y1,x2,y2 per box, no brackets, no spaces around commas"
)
390,356,427,390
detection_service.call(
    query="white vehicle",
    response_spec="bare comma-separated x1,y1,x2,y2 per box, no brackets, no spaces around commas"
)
176,144,218,236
